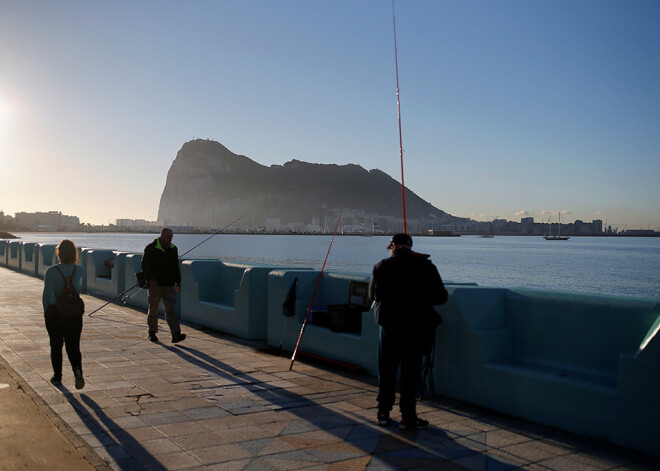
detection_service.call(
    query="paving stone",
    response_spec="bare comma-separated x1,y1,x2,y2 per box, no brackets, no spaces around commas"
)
189,443,254,465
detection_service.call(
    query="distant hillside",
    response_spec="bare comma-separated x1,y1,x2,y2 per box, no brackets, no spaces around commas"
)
157,139,464,229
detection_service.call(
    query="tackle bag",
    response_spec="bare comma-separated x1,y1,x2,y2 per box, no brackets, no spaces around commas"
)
136,271,148,288
54,266,85,319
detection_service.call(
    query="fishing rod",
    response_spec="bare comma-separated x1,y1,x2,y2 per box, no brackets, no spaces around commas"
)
289,209,343,371
392,0,408,233
87,212,250,317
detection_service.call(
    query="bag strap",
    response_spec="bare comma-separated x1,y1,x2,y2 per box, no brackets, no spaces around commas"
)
54,265,76,285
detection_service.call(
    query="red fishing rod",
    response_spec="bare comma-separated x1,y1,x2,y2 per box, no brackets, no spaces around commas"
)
289,209,343,370
392,0,407,233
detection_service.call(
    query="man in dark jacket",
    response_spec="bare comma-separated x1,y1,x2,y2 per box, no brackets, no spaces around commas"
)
369,233,448,430
141,228,186,343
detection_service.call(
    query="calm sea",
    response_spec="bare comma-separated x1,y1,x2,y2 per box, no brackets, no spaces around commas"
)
12,233,660,300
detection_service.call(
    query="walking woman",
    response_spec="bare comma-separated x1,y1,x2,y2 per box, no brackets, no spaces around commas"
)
42,239,85,389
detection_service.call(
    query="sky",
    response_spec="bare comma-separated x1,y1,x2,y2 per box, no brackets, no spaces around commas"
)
1,0,659,230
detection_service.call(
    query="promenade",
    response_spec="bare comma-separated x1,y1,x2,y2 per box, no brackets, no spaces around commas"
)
0,267,657,471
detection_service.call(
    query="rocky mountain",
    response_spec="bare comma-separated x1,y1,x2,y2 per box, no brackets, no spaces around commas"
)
157,139,464,230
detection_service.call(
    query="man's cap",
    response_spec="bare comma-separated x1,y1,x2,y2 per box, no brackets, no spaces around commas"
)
387,233,413,249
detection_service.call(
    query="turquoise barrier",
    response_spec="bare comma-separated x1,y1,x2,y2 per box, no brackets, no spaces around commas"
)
0,240,8,267
20,242,39,277
36,244,57,278
7,240,22,270
267,269,378,373
84,249,118,298
432,286,660,457
180,260,294,340
122,253,150,310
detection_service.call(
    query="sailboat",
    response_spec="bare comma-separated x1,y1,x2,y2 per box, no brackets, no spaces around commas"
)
544,212,570,240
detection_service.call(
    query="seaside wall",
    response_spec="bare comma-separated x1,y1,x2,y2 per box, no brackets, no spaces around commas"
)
1,238,659,457
37,244,57,278
0,240,8,267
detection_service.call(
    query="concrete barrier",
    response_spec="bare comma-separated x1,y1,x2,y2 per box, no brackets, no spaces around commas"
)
7,240,22,271
180,260,289,340
267,269,378,373
84,249,118,298
20,242,39,277
36,244,57,278
432,286,660,457
0,240,8,267
121,253,150,311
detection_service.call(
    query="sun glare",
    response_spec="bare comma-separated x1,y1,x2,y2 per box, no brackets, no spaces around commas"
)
0,97,10,132
0,95,12,151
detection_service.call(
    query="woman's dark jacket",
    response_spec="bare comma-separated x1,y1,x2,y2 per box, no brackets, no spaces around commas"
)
141,238,181,287
369,248,448,333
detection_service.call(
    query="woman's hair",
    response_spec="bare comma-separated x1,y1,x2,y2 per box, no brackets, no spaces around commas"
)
56,239,78,264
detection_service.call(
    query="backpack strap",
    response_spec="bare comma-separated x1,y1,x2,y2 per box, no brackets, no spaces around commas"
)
54,265,76,284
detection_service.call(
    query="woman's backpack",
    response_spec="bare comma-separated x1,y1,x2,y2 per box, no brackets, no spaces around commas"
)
54,266,85,319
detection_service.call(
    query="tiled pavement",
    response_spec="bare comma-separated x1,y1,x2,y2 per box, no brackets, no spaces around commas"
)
1,267,658,471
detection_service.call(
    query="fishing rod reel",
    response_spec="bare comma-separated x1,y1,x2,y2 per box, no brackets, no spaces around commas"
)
120,272,148,304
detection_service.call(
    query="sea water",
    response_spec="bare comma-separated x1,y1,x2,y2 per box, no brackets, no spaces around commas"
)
12,233,660,300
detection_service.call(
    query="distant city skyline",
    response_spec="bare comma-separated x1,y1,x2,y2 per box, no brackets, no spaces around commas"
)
1,1,658,230
1,208,619,236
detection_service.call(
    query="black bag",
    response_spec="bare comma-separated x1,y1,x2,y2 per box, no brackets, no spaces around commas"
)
55,266,85,319
136,271,148,288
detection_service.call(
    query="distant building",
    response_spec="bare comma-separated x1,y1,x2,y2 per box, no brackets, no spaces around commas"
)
266,218,281,231
15,211,79,230
115,219,161,229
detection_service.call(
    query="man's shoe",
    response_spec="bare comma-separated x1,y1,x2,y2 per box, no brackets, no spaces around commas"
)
50,375,62,385
74,369,85,390
377,411,390,426
399,417,429,431
148,332,159,342
172,333,186,343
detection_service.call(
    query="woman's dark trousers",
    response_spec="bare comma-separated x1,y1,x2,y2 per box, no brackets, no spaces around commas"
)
44,307,83,377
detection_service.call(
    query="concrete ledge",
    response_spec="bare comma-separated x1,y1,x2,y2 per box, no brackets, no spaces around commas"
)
7,240,21,270
36,243,57,279
0,240,7,267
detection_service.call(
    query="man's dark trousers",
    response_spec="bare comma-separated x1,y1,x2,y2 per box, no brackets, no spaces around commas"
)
377,327,423,420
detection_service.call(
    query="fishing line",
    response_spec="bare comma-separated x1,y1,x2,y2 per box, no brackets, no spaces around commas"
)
289,209,343,371
88,212,250,317
392,0,408,233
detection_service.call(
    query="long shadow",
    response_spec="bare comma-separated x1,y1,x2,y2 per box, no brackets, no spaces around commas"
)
58,385,166,471
163,344,514,468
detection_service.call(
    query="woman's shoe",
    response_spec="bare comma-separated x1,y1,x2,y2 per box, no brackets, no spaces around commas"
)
74,369,85,390
50,375,62,384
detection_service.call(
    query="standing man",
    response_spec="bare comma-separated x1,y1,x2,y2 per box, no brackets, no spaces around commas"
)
141,228,186,343
369,233,448,430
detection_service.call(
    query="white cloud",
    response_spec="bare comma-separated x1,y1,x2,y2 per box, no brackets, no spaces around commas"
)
514,210,529,217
